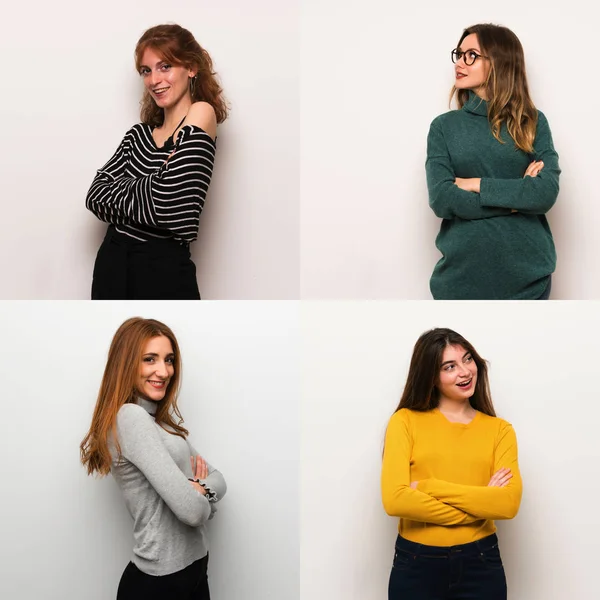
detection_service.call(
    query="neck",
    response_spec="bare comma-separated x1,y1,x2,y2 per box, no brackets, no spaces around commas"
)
437,397,474,415
471,87,489,101
162,95,192,132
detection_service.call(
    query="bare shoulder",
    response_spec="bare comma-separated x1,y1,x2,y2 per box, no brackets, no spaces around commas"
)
185,102,217,140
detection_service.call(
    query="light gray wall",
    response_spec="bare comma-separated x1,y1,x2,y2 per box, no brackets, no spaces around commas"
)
0,301,299,600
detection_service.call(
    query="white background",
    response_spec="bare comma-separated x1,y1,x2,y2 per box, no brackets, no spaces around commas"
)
301,0,600,299
0,0,299,299
301,301,600,599
0,302,299,600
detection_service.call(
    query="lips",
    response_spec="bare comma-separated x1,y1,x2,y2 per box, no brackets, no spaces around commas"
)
148,380,167,389
153,87,170,96
456,378,472,388
456,72,467,79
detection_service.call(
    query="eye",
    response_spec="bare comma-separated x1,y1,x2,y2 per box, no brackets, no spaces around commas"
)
143,356,154,363
160,64,171,72
467,51,478,61
443,364,455,371
166,357,175,365
464,354,473,363
139,67,150,76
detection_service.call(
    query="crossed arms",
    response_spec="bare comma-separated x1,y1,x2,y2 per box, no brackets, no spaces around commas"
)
426,111,560,221
381,413,522,525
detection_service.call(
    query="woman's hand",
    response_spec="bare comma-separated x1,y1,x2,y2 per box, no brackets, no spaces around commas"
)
454,177,481,193
190,480,207,495
189,454,209,495
191,455,209,480
488,468,512,487
524,160,544,178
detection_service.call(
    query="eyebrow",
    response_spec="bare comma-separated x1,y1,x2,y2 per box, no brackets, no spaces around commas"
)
440,351,471,367
139,60,169,69
142,352,175,358
457,46,481,54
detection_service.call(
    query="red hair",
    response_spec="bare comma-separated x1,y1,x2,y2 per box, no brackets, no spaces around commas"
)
135,23,229,126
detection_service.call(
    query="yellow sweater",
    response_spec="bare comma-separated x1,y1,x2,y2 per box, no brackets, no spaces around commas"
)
381,408,522,547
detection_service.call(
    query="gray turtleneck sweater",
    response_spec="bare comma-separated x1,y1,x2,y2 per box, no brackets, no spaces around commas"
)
426,90,560,300
110,398,226,576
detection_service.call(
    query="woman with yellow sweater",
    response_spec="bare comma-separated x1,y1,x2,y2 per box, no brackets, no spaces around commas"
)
382,328,522,600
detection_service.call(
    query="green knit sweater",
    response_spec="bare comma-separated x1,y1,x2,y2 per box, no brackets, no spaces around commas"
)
426,90,559,300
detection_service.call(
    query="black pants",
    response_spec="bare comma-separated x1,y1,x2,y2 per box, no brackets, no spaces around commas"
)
117,554,210,600
92,227,201,300
388,533,507,600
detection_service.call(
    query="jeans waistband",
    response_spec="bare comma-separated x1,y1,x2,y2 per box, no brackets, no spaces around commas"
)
395,533,499,558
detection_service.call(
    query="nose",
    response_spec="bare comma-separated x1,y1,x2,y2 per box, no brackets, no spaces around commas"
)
154,361,169,378
457,364,470,377
149,70,161,87
454,51,467,68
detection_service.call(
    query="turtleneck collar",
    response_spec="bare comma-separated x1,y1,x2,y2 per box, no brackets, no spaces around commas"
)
135,397,159,416
462,90,488,117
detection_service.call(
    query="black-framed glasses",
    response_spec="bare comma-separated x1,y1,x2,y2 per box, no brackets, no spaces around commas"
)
451,48,488,66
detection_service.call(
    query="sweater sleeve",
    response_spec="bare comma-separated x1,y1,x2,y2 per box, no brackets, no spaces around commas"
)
115,404,212,527
86,125,216,241
187,439,227,503
382,411,480,525
85,133,132,226
426,118,513,221
479,112,560,214
417,422,522,520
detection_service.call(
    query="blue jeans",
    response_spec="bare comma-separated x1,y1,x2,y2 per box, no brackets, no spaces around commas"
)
388,533,507,600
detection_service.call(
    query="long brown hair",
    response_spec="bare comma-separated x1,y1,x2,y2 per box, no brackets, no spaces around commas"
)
135,23,229,127
80,317,189,477
392,328,496,417
451,24,537,153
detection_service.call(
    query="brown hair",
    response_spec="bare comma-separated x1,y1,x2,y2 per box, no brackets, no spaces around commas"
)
80,317,189,477
134,23,229,127
451,23,537,153
392,328,496,417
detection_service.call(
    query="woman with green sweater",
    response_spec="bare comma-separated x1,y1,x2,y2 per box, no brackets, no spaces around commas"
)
427,24,559,299
382,328,522,600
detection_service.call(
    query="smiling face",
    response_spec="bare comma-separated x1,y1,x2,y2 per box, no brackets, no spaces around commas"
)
437,344,478,403
136,335,175,402
139,47,195,111
454,33,490,99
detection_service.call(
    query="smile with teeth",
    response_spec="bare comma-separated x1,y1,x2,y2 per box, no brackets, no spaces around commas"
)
457,378,472,387
153,87,170,95
148,380,167,388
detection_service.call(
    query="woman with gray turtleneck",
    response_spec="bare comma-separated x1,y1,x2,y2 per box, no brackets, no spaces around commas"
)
80,317,225,599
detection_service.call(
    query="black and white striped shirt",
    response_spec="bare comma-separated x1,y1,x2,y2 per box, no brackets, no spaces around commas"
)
86,123,216,244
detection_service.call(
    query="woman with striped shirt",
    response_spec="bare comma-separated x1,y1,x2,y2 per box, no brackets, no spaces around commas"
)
86,24,228,299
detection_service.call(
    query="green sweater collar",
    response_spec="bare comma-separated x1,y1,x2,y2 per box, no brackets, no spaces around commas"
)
462,90,488,116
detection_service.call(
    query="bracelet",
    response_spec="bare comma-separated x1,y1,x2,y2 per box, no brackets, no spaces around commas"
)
188,478,201,484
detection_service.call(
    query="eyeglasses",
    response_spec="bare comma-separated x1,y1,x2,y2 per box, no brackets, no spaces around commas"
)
451,49,488,66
